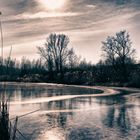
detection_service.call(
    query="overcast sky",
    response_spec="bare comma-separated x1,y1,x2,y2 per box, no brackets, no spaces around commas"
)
0,0,140,63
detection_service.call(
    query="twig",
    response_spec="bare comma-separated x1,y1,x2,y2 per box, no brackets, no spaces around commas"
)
0,12,3,66
10,109,40,120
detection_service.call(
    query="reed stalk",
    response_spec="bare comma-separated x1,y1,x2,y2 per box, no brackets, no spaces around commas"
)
0,12,18,140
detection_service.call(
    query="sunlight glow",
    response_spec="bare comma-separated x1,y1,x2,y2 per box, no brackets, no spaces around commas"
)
41,0,66,10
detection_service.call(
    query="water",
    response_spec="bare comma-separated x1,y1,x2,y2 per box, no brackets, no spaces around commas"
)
0,83,140,140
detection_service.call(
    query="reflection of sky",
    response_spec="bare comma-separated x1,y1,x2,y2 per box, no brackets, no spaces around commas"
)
6,84,140,140
1,0,140,63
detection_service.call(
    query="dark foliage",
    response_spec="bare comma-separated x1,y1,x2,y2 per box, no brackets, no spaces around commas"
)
0,32,140,87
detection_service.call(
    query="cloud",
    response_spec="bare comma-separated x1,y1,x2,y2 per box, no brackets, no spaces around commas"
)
86,5,96,9
1,0,140,62
22,12,81,19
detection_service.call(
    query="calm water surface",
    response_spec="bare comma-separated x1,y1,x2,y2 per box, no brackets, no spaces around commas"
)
0,83,140,140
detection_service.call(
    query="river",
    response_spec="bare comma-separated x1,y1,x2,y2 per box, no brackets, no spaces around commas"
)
0,83,140,140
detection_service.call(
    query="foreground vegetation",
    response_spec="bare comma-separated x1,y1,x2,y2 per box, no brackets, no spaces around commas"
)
0,30,140,87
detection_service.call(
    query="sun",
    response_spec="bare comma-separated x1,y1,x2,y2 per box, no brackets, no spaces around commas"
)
41,0,66,10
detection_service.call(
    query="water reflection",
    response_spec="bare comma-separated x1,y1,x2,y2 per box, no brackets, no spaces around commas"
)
97,95,140,139
0,84,102,101
103,104,132,133
0,83,140,140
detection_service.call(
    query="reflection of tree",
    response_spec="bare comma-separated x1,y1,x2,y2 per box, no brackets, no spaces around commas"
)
57,113,67,129
42,98,76,130
45,98,82,111
0,84,100,108
104,106,115,128
0,84,16,99
46,112,73,130
102,96,131,134
117,105,131,133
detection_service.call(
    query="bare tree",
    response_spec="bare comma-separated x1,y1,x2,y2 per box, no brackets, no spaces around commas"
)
68,48,80,69
37,33,70,74
102,30,136,81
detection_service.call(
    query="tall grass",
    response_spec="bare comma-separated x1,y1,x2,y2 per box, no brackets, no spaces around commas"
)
0,87,10,140
0,12,18,140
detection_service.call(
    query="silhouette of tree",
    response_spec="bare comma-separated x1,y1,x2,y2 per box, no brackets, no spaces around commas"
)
68,48,80,69
102,30,136,81
38,34,70,74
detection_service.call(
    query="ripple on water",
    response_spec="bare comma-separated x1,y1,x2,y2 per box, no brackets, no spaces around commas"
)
1,83,140,140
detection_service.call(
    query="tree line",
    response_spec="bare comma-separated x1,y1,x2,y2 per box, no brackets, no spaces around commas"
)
0,30,140,87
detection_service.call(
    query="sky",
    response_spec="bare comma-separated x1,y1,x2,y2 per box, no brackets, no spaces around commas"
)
0,0,140,63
